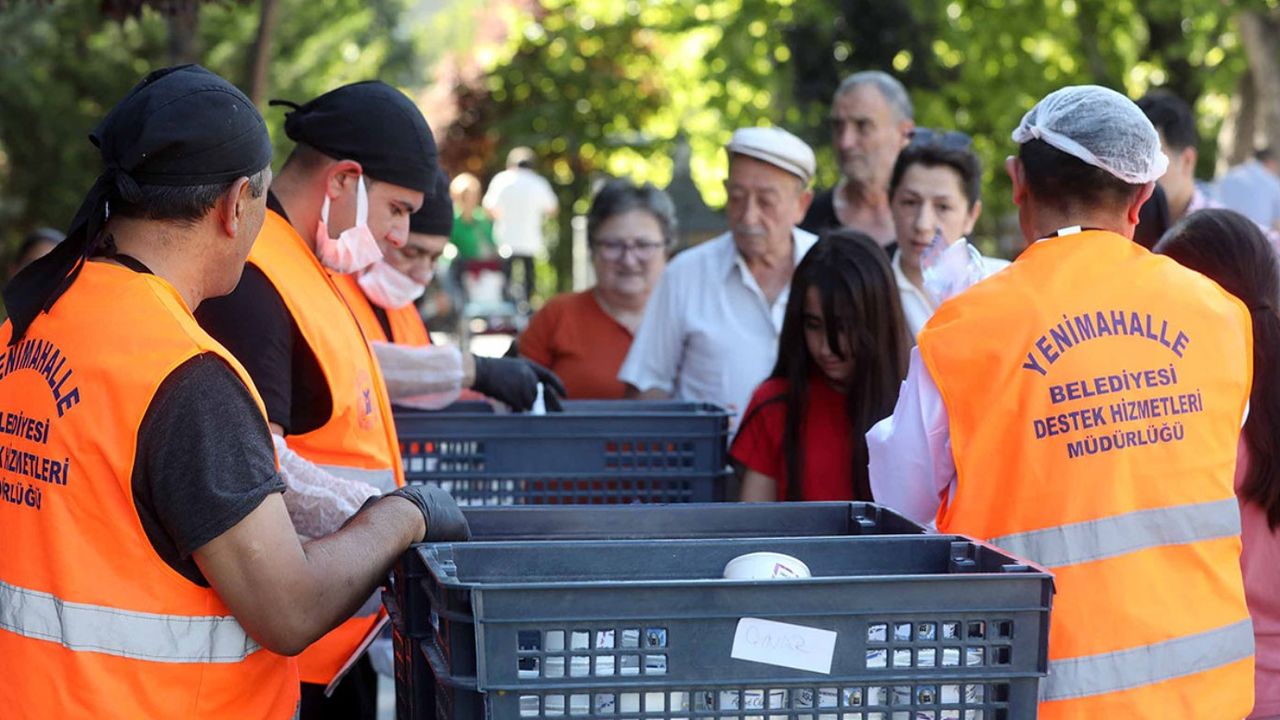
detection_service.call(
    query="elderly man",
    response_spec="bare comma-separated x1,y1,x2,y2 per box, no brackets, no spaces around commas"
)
869,85,1254,717
801,71,915,247
619,127,817,427
0,65,466,720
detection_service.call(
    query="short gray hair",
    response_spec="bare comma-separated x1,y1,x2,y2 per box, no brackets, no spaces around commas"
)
835,71,913,122
113,165,270,226
587,178,679,250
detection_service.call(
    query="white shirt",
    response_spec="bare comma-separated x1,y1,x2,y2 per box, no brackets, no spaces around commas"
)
482,167,558,256
618,228,818,429
866,347,955,526
892,249,1010,340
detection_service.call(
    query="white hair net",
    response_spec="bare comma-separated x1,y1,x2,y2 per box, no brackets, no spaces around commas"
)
1011,85,1169,185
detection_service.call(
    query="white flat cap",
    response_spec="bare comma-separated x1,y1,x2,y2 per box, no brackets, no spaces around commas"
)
726,126,816,184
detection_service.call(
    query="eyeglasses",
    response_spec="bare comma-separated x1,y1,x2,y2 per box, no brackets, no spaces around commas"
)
591,238,665,261
909,128,973,149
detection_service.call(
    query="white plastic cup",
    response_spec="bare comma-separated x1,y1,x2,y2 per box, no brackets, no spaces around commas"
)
722,551,812,580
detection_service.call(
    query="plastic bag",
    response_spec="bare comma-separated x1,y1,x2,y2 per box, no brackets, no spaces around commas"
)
273,434,380,540
921,228,986,306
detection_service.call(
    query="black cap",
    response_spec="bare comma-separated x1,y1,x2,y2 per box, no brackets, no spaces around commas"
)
4,64,272,344
410,170,453,236
272,81,438,194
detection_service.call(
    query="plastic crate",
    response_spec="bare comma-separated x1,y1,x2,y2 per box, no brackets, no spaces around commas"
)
402,535,1053,719
394,401,730,505
387,503,927,720
389,503,926,639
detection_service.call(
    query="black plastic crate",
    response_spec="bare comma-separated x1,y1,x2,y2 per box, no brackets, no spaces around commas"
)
404,535,1053,719
394,401,730,505
387,503,926,720
388,503,926,643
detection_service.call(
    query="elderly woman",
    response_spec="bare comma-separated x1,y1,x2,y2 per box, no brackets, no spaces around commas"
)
519,178,676,399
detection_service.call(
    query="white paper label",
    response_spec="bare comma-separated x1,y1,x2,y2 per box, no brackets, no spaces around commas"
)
730,617,837,675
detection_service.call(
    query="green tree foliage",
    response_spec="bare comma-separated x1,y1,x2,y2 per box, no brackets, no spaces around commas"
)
472,0,1255,268
0,0,419,255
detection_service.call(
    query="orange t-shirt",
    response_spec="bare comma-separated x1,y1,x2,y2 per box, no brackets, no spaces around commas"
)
518,290,634,400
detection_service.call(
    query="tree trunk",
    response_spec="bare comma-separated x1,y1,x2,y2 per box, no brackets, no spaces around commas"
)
1238,9,1280,161
166,0,200,65
246,0,281,105
1076,0,1118,88
1216,68,1257,175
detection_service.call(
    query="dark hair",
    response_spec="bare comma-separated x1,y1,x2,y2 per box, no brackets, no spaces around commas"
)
1136,90,1198,150
1155,209,1280,530
1257,148,1275,164
112,166,269,225
754,231,909,500
1019,138,1144,213
888,140,982,208
587,178,679,250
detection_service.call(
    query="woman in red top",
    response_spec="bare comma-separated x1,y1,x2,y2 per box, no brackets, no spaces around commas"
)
519,179,676,398
733,231,909,501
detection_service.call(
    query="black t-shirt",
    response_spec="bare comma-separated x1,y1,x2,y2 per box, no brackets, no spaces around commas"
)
194,194,332,434
134,354,286,586
799,189,840,236
373,304,394,340
799,188,899,259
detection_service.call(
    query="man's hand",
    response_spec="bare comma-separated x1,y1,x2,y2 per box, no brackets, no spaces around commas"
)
471,356,567,411
375,485,470,542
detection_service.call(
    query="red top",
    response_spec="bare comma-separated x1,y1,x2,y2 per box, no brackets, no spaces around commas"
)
518,290,634,400
731,374,857,501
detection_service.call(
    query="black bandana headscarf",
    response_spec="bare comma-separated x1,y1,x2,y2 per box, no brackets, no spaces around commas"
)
4,64,271,343
410,170,454,236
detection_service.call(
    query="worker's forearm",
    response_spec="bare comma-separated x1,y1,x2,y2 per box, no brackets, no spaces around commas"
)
371,341,466,400
290,497,423,649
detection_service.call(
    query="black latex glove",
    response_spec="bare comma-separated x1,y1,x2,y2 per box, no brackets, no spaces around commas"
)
472,356,567,411
380,485,471,543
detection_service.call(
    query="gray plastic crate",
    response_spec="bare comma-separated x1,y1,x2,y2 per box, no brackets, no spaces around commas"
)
403,535,1053,719
394,401,730,505
388,503,926,720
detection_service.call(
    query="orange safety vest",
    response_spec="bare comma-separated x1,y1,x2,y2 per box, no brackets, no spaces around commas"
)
332,271,432,346
248,209,405,685
0,262,298,719
918,230,1255,718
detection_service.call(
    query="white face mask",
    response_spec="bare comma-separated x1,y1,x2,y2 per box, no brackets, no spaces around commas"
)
358,259,427,309
315,176,383,273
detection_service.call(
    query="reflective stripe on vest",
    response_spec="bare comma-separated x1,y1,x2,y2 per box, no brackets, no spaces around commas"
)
319,464,398,494
1043,618,1254,701
0,579,259,663
990,497,1241,569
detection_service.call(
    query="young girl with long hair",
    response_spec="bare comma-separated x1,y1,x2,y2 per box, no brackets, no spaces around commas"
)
1155,208,1280,719
732,231,909,501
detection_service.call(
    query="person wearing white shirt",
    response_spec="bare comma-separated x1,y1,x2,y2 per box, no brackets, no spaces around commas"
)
482,146,558,304
1216,149,1280,233
619,126,818,429
886,129,1009,339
